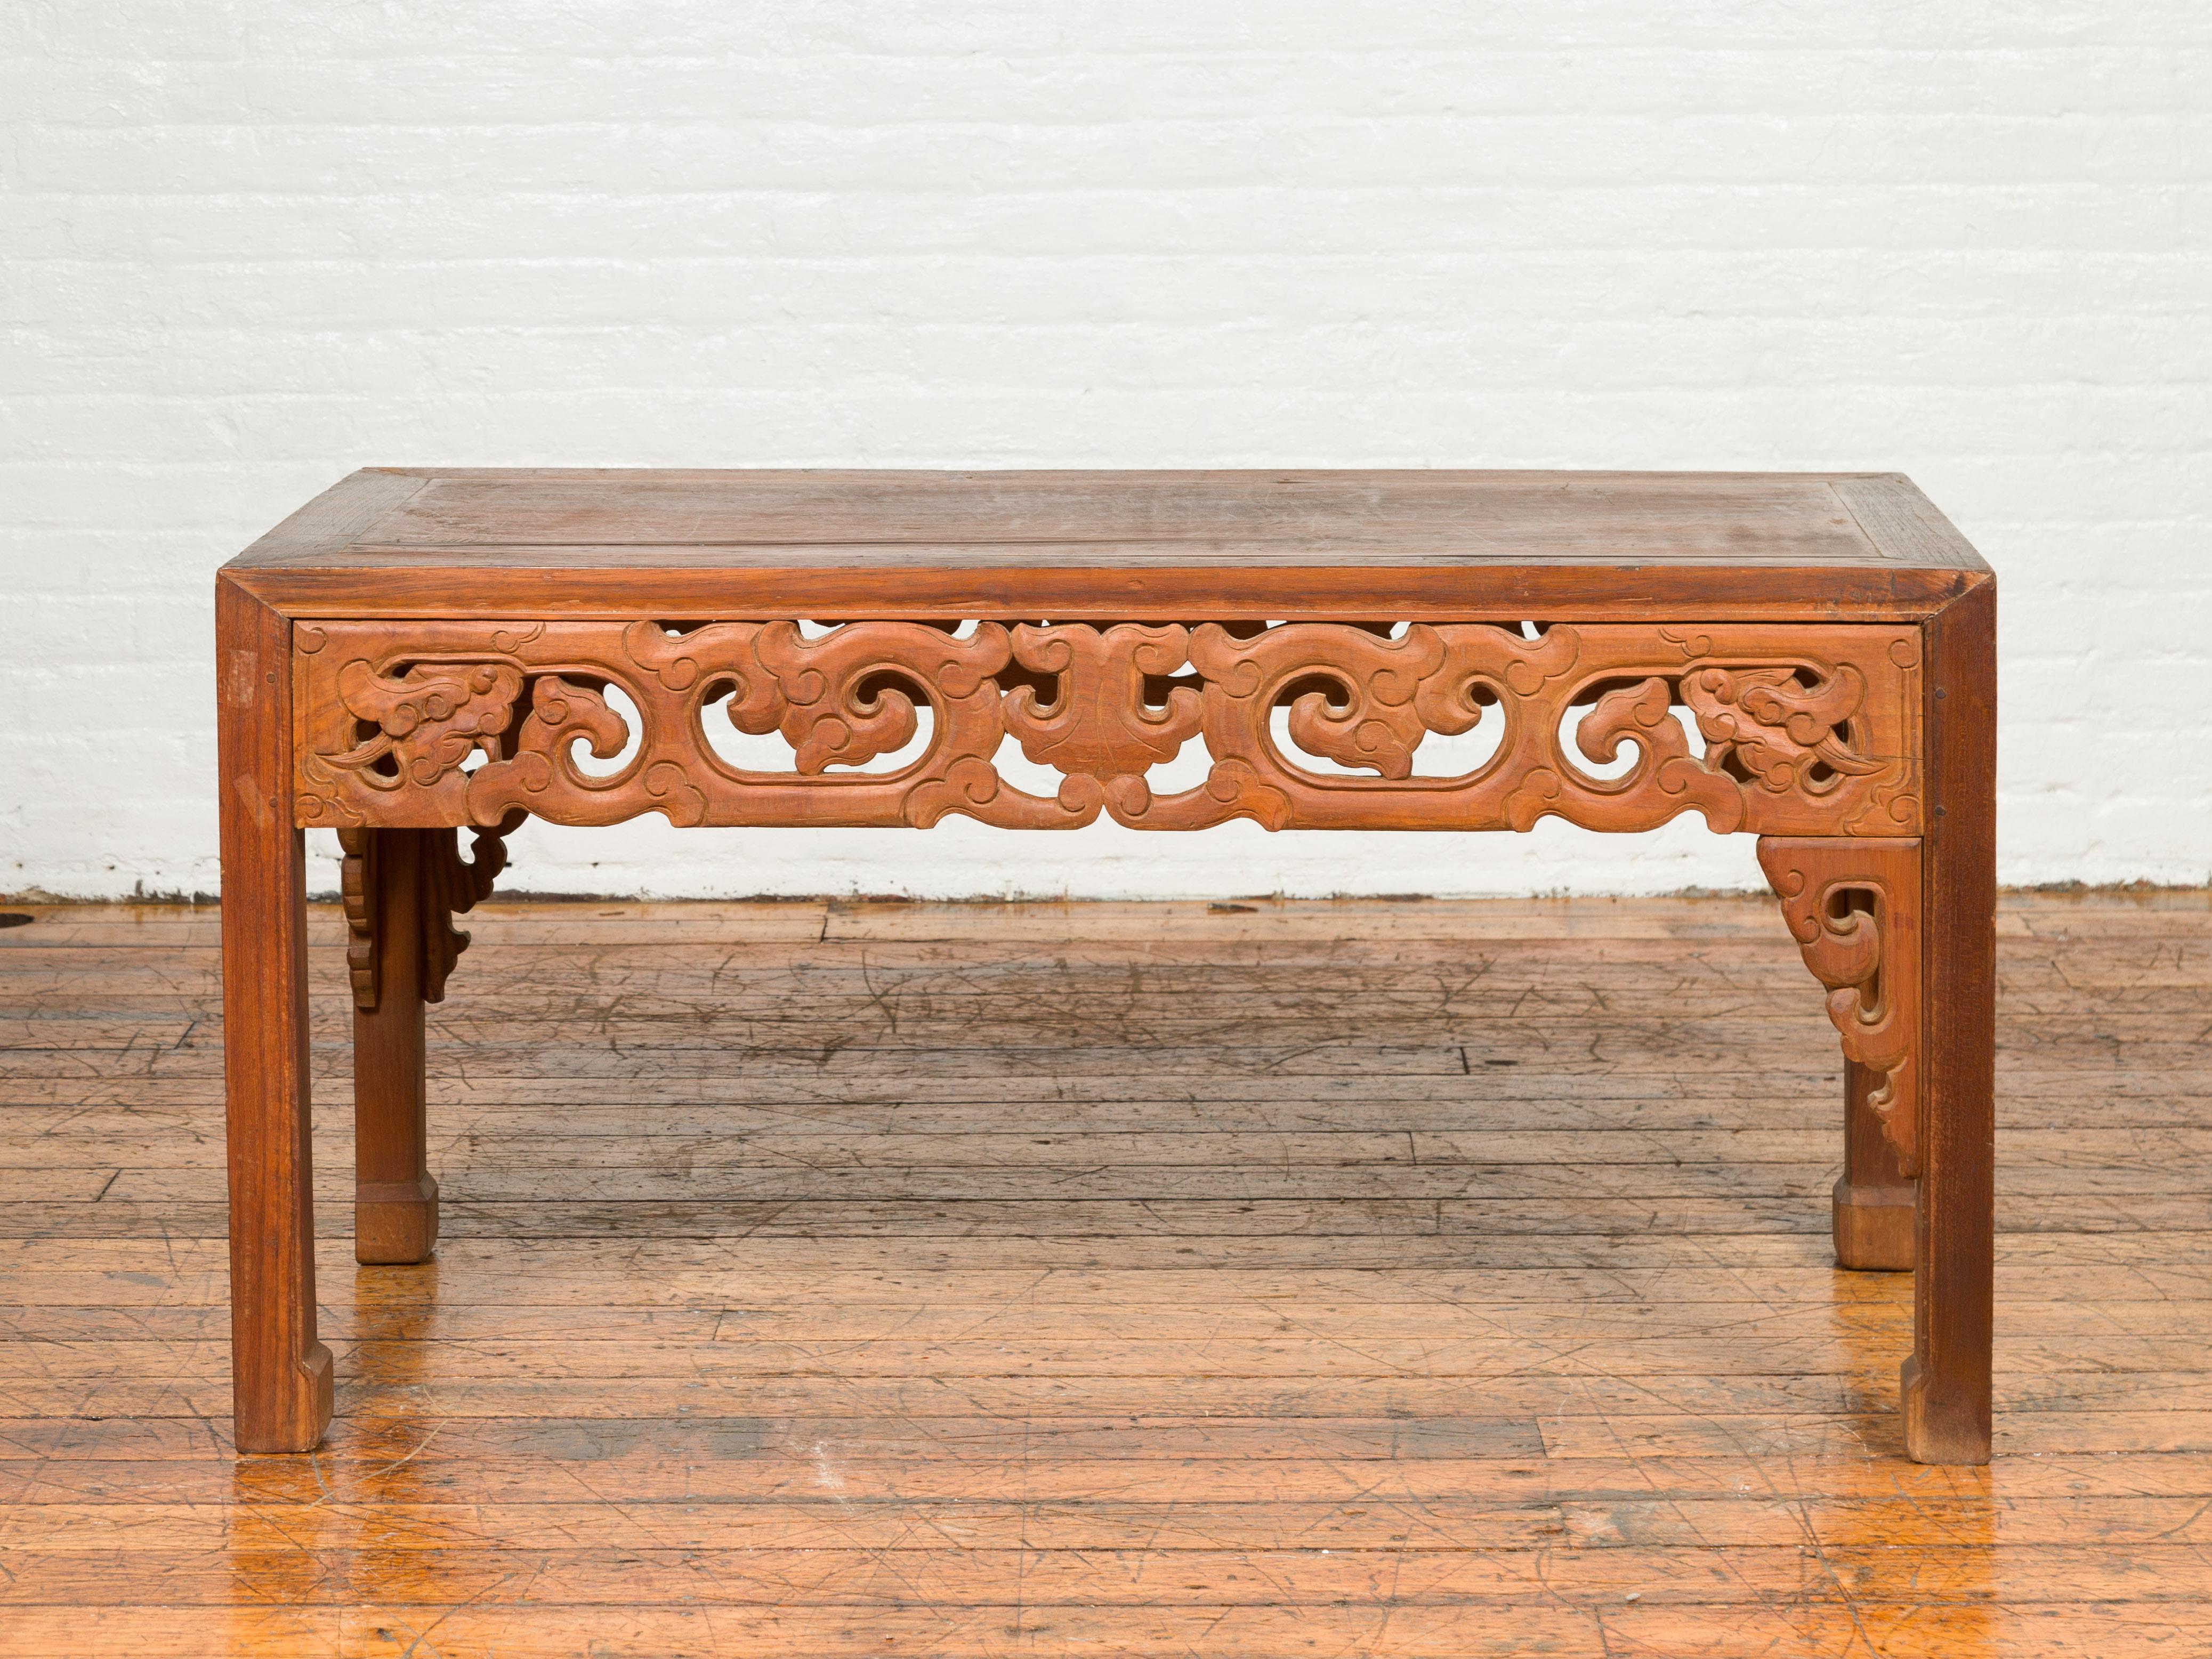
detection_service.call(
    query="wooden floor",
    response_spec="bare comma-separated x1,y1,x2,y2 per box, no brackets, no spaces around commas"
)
2,891,2210,1656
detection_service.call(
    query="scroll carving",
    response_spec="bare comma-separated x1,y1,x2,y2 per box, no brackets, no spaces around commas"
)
1757,836,1923,1170
334,816,522,1011
296,619,1920,840
1003,624,1205,820
326,661,523,794
337,829,380,1008
421,816,520,1003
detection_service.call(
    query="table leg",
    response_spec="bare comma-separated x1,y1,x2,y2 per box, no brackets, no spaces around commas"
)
217,579,333,1453
1903,580,1997,1466
1834,1059,1915,1270
354,829,439,1265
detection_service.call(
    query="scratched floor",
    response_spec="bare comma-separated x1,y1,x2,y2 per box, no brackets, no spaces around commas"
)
3,891,2210,1656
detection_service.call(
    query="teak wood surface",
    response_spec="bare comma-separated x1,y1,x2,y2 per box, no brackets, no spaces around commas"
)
214,469,1997,1468
1,892,2201,1657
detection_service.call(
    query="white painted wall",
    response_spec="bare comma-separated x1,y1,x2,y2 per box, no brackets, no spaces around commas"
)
5,2,2207,901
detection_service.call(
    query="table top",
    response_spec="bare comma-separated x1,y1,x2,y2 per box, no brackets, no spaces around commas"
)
227,469,1990,621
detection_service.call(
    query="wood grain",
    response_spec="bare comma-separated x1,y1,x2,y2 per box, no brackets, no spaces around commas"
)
213,575,332,1454
1834,1057,1916,1271
1907,579,1998,1464
226,468,1991,621
0,890,2201,1655
239,470,1989,569
346,828,437,1266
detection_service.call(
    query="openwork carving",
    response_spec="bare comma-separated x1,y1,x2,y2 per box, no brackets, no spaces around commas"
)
326,660,525,791
1003,624,1206,821
1758,836,1923,1169
296,619,1920,838
334,817,521,1011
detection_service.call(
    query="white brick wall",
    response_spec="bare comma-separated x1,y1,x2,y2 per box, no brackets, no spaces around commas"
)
5,2,2207,900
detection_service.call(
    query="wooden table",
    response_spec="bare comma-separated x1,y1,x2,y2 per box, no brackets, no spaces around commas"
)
216,469,1996,1463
